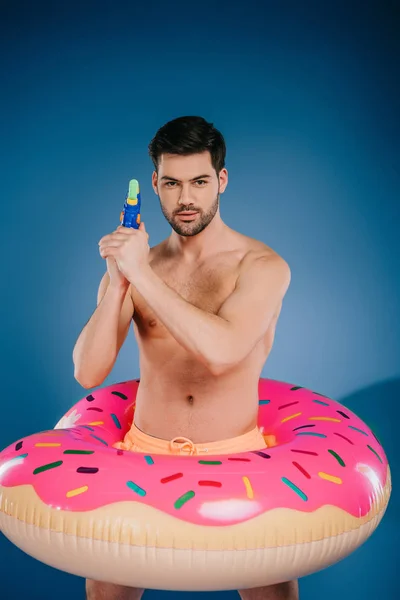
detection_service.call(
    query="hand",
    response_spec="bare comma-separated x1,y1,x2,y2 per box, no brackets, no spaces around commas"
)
98,222,150,283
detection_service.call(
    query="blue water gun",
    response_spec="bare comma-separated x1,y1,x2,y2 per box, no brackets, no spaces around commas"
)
120,179,141,229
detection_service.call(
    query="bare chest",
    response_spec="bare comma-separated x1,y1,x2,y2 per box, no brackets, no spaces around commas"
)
131,259,240,335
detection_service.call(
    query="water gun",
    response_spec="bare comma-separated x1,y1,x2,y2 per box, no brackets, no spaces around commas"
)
119,179,141,229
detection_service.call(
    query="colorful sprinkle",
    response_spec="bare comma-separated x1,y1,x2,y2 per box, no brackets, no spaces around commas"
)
309,416,341,422
111,391,128,400
80,425,94,431
15,441,23,451
63,449,94,455
126,480,146,496
33,460,63,474
312,391,329,398
281,412,302,423
252,450,271,459
295,432,327,438
293,424,316,431
334,432,354,444
66,486,88,498
34,443,62,447
161,473,183,483
174,491,195,509
86,394,95,402
89,434,108,446
290,386,303,391
228,457,251,462
198,480,222,487
318,472,342,484
88,421,104,426
259,399,270,405
242,476,254,499
110,413,121,429
76,467,99,474
372,431,382,446
292,461,311,479
278,401,299,410
144,455,154,465
349,425,368,436
291,449,318,456
198,460,222,465
282,477,308,501
10,453,28,461
87,407,103,412
328,449,345,466
367,445,383,463
337,410,350,419
313,399,330,406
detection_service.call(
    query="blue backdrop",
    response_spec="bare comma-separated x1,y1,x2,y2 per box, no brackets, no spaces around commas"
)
1,1,398,598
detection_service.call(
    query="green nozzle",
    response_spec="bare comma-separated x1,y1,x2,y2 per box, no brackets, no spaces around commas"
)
127,179,139,205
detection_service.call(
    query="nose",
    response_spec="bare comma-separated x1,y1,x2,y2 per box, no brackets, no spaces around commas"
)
177,183,195,206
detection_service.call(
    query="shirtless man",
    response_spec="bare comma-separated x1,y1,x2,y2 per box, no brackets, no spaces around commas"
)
73,116,296,600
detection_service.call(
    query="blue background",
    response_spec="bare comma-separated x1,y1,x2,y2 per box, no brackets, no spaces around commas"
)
1,1,398,598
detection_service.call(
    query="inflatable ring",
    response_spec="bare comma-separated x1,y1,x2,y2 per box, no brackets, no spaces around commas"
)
0,378,391,591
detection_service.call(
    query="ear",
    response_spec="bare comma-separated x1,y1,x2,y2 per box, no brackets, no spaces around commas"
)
151,171,159,195
218,168,228,193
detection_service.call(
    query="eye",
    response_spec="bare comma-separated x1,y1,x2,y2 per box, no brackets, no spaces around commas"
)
165,181,177,187
195,180,207,186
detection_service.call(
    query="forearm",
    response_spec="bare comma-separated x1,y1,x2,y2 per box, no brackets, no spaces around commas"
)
73,285,128,388
131,267,232,373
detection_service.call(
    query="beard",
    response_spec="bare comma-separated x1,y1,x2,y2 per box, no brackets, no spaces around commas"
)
159,193,220,237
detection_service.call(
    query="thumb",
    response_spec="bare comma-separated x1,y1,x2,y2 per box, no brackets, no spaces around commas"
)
139,221,146,233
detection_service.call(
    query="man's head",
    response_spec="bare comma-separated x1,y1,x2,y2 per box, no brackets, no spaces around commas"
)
148,116,228,237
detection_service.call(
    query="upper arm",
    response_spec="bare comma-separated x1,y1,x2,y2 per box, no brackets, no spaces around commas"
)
215,253,291,367
97,272,135,351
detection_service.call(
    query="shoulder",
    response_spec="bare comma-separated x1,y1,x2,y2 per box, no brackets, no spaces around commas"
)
240,251,291,296
237,235,291,280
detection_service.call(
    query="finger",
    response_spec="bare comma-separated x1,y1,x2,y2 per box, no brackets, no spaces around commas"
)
100,248,117,259
99,244,120,257
99,232,129,245
117,225,135,234
99,240,124,250
99,232,121,244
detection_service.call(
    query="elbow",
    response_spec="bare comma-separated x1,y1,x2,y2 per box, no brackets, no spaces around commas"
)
206,337,251,376
208,362,238,377
207,363,232,377
74,367,105,390
206,350,239,377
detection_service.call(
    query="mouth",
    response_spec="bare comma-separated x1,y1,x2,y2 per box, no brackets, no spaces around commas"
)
176,212,199,221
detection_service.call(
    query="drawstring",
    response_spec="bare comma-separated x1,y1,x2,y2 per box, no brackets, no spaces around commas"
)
169,436,208,455
113,428,211,455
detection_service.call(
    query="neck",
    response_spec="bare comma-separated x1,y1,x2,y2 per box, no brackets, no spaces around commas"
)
166,214,230,263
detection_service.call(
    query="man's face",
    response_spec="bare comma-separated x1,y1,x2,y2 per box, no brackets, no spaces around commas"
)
152,151,228,237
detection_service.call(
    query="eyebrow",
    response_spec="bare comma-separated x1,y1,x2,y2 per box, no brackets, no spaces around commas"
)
160,174,212,182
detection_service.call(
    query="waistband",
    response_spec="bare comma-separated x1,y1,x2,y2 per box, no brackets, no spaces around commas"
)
114,422,269,456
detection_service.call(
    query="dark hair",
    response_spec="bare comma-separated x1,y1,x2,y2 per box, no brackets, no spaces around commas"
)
148,116,226,175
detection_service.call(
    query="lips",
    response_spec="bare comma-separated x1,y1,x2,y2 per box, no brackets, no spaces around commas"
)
177,212,198,216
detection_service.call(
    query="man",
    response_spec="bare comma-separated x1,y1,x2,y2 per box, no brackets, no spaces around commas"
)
73,116,296,600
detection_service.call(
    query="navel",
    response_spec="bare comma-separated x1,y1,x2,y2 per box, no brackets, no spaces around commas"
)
186,395,194,405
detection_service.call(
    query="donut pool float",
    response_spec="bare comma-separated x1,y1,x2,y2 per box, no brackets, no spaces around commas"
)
0,378,391,591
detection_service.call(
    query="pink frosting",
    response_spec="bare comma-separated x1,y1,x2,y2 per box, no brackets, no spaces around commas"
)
0,379,389,526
